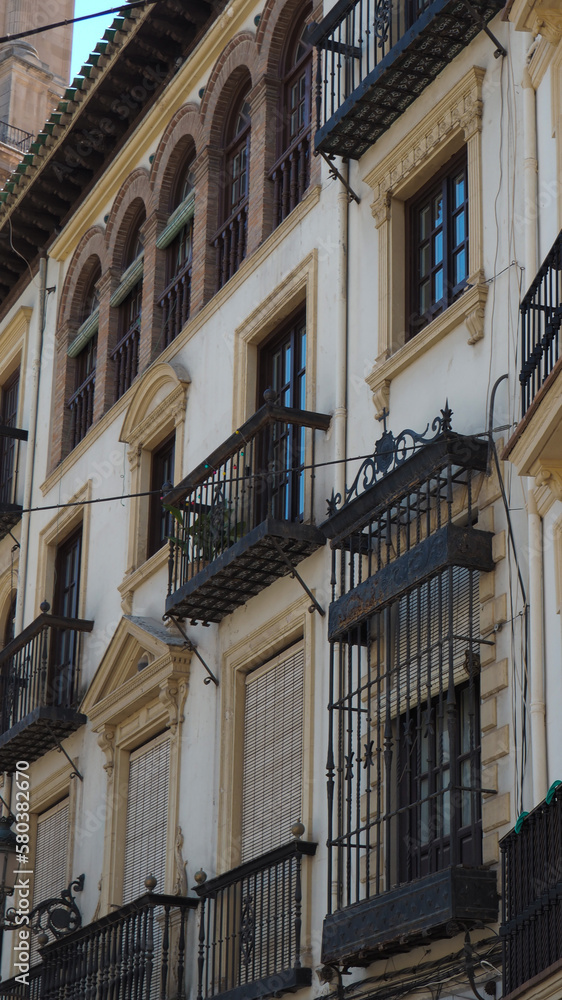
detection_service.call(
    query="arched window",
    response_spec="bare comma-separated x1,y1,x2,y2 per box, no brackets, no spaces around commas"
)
158,157,195,348
270,13,312,228
214,83,251,290
67,262,100,448
111,207,145,400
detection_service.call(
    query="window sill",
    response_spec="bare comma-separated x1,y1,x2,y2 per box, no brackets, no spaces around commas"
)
118,542,169,614
365,280,488,418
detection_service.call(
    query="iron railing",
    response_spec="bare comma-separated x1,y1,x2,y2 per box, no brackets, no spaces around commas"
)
195,840,316,1000
313,0,432,132
159,259,192,349
39,891,197,1000
269,130,311,229
213,201,248,291
501,784,562,995
0,965,41,999
0,611,94,736
0,120,33,152
520,229,562,415
68,369,96,448
112,320,140,400
165,400,330,600
323,423,493,917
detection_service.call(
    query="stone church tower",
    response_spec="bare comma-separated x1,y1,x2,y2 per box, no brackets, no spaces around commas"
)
0,0,74,184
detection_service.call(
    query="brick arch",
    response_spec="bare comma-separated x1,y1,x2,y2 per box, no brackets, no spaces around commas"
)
105,168,153,267
58,227,105,333
200,32,257,141
258,0,313,77
150,103,200,214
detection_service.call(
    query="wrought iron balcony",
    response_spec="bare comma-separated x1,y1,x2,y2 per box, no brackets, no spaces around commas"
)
0,607,93,772
164,398,331,624
38,889,197,1000
195,840,317,1000
501,783,562,996
310,0,505,159
520,229,562,416
321,411,498,963
0,423,27,539
159,258,192,349
0,120,33,153
0,966,41,999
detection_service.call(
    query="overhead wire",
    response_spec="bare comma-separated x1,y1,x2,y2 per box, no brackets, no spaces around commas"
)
0,0,159,46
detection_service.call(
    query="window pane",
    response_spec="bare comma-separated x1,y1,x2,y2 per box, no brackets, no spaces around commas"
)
433,231,443,265
433,195,443,227
455,210,466,247
454,173,465,208
420,279,430,314
419,205,430,240
419,243,430,278
455,248,467,285
434,267,443,302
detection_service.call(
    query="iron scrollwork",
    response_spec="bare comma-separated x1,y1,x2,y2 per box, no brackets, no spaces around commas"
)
327,403,454,515
5,874,85,940
373,0,392,46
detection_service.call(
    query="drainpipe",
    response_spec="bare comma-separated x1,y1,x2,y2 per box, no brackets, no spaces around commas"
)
334,160,349,504
522,47,538,281
528,487,547,803
15,254,48,633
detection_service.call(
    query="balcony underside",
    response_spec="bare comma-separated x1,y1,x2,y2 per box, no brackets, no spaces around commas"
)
209,968,312,1000
0,706,87,772
0,503,22,540
166,519,325,624
321,867,498,965
315,0,504,160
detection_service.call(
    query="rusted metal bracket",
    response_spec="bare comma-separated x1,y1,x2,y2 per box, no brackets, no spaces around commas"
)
163,614,219,686
316,150,361,204
271,538,325,616
45,723,83,780
464,930,499,999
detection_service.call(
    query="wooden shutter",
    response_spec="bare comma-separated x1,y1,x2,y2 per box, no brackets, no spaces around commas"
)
123,736,170,903
31,799,69,963
241,644,304,864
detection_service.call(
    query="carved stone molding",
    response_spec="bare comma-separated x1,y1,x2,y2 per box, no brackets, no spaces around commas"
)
371,194,391,229
372,379,391,421
97,726,116,775
174,826,188,896
159,678,189,735
535,465,562,502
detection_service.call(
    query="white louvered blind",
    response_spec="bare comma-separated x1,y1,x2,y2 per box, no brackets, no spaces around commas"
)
31,799,69,963
241,644,304,864
123,736,170,903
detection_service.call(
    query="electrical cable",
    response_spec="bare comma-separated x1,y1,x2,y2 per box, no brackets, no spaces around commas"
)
0,1,159,46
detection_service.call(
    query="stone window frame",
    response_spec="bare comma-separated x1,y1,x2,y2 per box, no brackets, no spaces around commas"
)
36,480,91,620
364,66,488,418
118,361,190,614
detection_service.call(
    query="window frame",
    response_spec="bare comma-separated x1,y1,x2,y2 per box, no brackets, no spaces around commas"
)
0,369,20,507
222,87,251,226
407,150,469,338
147,433,175,559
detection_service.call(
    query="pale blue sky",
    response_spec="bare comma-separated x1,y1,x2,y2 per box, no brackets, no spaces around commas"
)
70,0,119,80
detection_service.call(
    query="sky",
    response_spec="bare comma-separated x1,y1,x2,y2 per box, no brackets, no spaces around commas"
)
69,0,121,80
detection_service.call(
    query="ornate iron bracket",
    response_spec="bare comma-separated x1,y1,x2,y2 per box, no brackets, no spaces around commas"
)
463,930,499,999
316,150,361,204
163,614,219,686
270,538,325,616
4,874,85,940
327,403,453,513
45,722,83,780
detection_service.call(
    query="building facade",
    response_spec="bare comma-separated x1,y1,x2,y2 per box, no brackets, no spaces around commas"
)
0,1,560,999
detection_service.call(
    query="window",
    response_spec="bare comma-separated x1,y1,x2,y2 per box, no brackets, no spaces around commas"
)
159,159,195,348
241,644,304,863
0,370,19,506
112,209,145,401
258,312,306,520
51,528,82,706
408,152,468,337
68,265,99,448
148,434,175,558
123,736,170,901
215,84,251,290
271,13,312,227
31,799,69,962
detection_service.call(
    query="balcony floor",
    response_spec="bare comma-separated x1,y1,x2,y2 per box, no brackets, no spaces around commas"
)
315,0,504,159
166,518,325,624
0,706,87,772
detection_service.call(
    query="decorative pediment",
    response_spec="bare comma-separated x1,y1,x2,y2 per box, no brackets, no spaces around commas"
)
81,616,191,740
120,361,190,448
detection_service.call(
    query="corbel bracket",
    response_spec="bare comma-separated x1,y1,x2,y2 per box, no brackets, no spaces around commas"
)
270,538,325,616
45,722,83,780
316,150,361,204
163,614,219,686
